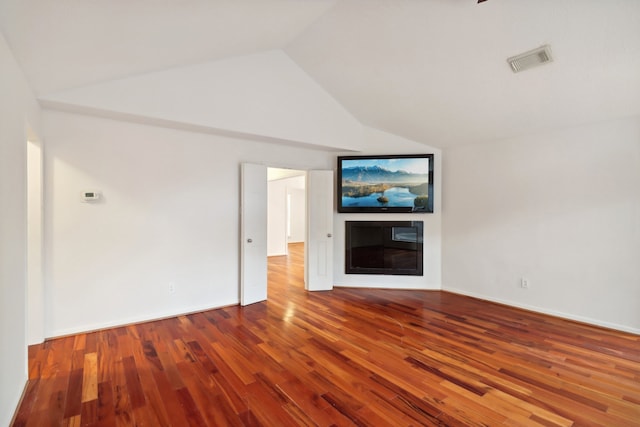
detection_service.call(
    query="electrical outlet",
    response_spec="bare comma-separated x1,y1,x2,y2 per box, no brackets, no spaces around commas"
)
168,282,176,294
520,278,529,289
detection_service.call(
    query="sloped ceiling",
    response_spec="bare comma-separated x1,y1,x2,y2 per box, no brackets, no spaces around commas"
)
39,51,365,151
0,0,336,95
287,0,640,146
1,0,639,148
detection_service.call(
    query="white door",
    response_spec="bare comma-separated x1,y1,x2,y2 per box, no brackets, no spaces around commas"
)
305,170,334,291
240,163,268,305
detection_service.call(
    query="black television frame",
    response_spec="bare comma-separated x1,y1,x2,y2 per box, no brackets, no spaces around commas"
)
337,153,434,213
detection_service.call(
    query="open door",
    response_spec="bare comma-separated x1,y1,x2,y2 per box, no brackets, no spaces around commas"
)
305,170,334,291
240,163,268,305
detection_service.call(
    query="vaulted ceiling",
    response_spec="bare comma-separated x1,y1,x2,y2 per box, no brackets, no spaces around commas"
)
1,0,639,148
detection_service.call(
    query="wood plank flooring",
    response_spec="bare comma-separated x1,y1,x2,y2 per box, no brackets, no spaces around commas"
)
12,242,640,426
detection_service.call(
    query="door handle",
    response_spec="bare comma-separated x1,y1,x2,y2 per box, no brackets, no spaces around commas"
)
247,238,253,243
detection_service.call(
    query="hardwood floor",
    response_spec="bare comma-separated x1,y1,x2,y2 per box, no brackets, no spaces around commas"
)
12,242,640,426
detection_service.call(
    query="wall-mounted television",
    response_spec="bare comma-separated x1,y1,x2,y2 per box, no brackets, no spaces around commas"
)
337,154,434,213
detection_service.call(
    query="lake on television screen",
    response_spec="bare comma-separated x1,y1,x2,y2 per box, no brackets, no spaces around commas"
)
342,186,416,207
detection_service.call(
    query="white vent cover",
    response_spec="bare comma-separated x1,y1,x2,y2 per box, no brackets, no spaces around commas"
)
507,45,553,73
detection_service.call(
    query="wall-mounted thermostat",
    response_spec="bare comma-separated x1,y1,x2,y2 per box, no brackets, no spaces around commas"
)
81,191,101,202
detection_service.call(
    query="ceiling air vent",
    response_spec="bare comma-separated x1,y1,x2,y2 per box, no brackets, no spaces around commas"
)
507,45,553,73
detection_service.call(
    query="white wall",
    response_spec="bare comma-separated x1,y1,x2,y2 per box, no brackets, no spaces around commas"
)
267,175,306,256
333,127,443,290
289,183,306,243
268,179,288,256
43,110,339,337
443,117,640,333
0,33,41,426
43,111,445,337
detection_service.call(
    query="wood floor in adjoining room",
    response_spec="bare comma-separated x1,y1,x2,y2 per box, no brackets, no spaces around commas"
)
13,243,640,426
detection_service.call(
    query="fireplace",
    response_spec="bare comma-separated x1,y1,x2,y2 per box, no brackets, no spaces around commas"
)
345,221,423,276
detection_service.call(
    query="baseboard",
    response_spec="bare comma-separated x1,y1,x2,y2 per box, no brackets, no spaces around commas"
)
7,373,28,427
444,287,640,335
46,300,238,340
333,283,441,290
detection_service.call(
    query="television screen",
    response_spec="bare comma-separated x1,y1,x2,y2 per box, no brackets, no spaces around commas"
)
337,154,434,213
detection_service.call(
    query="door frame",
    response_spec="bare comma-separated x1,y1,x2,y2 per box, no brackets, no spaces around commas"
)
241,164,334,303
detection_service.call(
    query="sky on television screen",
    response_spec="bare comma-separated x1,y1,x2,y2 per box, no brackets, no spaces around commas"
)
344,158,429,174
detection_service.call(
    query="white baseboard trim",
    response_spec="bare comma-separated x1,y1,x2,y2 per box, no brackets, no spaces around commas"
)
443,287,640,335
6,373,28,427
46,300,238,339
333,281,442,290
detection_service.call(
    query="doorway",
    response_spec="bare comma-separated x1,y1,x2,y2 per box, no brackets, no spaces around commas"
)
241,164,333,305
267,168,306,287
27,138,44,344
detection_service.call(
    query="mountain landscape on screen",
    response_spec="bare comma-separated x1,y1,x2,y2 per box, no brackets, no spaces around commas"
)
341,165,428,184
338,155,433,213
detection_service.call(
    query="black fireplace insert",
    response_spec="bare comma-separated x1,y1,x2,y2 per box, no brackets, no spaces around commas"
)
345,221,423,276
